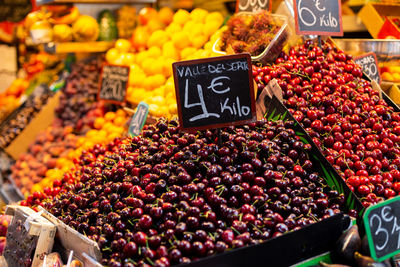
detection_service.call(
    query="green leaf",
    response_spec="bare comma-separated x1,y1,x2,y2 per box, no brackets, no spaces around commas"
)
268,109,276,121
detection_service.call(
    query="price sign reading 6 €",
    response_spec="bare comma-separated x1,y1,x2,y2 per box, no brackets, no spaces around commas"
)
364,196,400,262
293,0,343,36
172,53,256,131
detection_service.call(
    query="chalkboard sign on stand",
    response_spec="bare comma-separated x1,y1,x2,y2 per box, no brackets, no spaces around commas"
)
128,102,149,137
98,64,130,104
363,196,400,262
172,53,256,131
355,52,381,85
236,0,271,13
293,0,343,36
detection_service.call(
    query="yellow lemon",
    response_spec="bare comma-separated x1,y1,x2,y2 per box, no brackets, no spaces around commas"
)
191,34,208,49
162,41,179,60
190,8,208,23
147,30,169,48
148,74,166,88
115,38,131,52
135,73,147,88
163,58,176,77
168,102,177,114
173,9,190,26
120,52,135,65
136,51,149,65
180,47,197,59
182,20,196,33
165,23,182,35
203,20,222,38
172,31,190,50
106,48,119,63
147,46,162,58
206,12,224,25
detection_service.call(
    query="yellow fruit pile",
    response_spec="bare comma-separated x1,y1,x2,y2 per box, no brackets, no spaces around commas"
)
0,78,29,122
31,109,129,193
105,8,225,118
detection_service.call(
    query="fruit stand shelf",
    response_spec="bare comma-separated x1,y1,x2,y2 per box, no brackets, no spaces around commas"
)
43,41,115,54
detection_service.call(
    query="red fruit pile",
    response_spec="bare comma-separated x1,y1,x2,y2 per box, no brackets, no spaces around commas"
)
34,118,346,266
253,40,400,206
55,59,105,134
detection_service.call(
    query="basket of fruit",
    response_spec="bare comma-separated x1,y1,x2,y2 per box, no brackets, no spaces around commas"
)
212,11,289,65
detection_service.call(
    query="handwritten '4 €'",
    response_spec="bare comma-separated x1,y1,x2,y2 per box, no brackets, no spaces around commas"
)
184,76,250,122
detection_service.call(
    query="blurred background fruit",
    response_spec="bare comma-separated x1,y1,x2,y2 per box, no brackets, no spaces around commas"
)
72,15,99,42
116,5,136,39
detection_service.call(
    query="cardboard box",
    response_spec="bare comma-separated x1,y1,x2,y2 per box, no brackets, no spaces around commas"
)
4,91,60,160
4,205,56,267
39,207,102,265
378,17,400,39
358,2,400,38
381,81,400,105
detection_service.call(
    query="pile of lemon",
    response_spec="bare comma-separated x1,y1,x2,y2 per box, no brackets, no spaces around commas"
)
105,8,225,118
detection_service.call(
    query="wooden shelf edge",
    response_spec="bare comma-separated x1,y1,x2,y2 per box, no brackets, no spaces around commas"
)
44,41,115,54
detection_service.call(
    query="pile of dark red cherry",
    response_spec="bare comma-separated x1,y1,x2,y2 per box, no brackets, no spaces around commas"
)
253,40,400,207
30,117,349,267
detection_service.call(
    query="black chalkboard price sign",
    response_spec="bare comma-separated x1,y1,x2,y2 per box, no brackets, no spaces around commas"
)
236,0,271,13
364,196,400,262
0,0,32,23
172,53,256,131
98,64,130,104
354,52,381,85
293,0,343,36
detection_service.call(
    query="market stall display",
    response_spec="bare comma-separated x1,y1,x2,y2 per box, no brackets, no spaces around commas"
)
25,118,349,266
2,1,400,266
253,40,400,207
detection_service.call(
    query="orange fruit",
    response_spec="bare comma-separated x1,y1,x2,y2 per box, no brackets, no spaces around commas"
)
113,116,126,127
93,117,105,129
131,26,150,51
159,7,174,25
116,109,126,117
104,112,116,122
163,58,176,77
147,19,165,33
138,7,158,25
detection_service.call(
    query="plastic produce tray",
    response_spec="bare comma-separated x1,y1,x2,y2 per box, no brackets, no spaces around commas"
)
212,12,289,65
